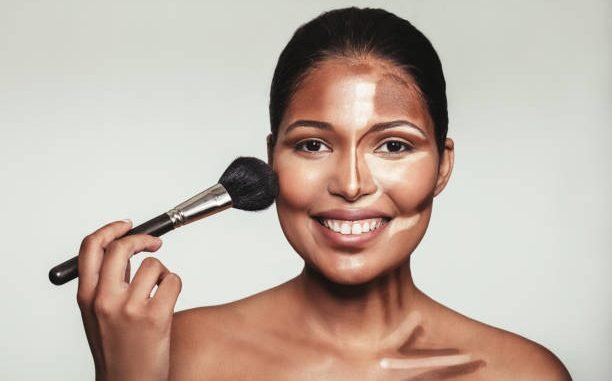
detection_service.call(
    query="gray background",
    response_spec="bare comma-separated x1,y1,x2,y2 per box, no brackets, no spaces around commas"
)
0,0,609,379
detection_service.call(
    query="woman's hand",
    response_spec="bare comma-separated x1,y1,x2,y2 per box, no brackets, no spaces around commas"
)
76,220,182,381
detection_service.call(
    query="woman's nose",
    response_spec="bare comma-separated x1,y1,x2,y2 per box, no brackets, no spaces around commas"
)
327,149,377,202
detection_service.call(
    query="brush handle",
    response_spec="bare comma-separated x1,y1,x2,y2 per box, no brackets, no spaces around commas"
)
48,213,175,286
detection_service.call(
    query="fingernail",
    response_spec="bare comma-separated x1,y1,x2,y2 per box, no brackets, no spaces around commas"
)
122,218,132,224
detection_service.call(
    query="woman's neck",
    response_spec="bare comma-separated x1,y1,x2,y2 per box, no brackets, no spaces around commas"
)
291,260,423,353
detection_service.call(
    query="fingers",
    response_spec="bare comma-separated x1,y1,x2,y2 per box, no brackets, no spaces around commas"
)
98,234,163,295
76,219,181,322
128,257,182,316
149,271,182,316
77,220,133,307
128,257,170,302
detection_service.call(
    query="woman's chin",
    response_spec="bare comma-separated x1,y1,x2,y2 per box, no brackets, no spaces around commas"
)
308,256,390,286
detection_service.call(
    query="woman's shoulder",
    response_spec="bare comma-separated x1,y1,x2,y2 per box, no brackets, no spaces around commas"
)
168,304,239,380
481,328,571,380
172,279,287,333
440,304,572,381
168,285,288,380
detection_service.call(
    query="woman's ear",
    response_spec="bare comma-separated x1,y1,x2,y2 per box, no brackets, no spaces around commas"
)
434,137,454,197
266,133,274,167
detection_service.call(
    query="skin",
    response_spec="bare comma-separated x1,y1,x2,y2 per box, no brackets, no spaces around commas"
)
77,57,572,381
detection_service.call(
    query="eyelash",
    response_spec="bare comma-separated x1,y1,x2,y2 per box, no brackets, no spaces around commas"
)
294,139,330,154
376,140,414,154
294,139,413,154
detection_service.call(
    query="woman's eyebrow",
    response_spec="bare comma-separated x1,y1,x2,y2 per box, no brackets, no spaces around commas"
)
285,120,332,134
370,120,426,137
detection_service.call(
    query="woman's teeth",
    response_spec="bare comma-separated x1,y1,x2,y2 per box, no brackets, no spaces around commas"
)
319,218,387,235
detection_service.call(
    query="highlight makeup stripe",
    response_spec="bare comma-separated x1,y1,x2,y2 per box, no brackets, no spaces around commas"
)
379,354,472,370
386,213,420,238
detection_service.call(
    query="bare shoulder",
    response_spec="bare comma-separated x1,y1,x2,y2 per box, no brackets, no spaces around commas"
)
490,330,572,381
423,295,572,381
460,316,572,381
168,283,289,381
168,304,235,380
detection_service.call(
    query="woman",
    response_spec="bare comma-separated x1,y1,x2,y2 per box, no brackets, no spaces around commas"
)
76,7,572,380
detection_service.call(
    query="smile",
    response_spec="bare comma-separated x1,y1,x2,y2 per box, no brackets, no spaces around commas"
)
317,217,389,235
311,208,392,249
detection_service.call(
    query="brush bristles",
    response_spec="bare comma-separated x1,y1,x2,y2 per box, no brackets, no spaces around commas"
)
218,157,278,211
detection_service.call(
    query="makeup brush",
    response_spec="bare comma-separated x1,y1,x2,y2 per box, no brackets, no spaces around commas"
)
49,156,278,286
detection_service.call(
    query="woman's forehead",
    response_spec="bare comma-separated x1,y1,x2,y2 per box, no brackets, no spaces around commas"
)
280,58,433,136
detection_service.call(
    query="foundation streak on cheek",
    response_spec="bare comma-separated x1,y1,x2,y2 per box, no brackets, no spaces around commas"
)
387,215,420,238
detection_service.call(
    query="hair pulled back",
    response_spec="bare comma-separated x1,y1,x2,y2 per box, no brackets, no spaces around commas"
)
269,7,448,155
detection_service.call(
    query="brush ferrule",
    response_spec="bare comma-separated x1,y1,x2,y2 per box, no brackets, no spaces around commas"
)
167,183,232,228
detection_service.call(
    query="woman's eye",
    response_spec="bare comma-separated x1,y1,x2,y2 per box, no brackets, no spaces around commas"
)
376,140,412,154
295,139,331,153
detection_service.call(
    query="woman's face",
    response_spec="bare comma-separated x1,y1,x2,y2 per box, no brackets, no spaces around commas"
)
269,57,454,285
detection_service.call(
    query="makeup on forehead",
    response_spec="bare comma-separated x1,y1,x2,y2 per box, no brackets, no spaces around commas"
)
308,58,427,112
283,119,427,138
279,60,432,139
373,71,432,127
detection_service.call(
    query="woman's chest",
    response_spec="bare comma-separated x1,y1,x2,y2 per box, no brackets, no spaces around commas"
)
198,343,489,381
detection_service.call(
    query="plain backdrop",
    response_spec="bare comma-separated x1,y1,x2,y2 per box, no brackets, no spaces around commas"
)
0,0,609,380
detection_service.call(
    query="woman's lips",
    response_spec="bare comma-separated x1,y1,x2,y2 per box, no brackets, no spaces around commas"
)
314,208,392,221
312,216,390,249
319,217,387,234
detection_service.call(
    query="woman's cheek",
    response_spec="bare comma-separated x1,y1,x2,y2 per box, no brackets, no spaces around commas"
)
367,152,437,226
275,154,328,210
368,152,438,206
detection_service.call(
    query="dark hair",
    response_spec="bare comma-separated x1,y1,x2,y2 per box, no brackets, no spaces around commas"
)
269,7,448,156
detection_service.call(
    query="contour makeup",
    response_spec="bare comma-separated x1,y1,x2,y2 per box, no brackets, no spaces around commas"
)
379,354,472,369
376,312,485,379
272,57,444,283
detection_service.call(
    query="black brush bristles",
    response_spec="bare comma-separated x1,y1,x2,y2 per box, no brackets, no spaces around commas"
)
218,157,278,211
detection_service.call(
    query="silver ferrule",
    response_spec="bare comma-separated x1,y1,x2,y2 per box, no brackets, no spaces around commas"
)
166,183,232,228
